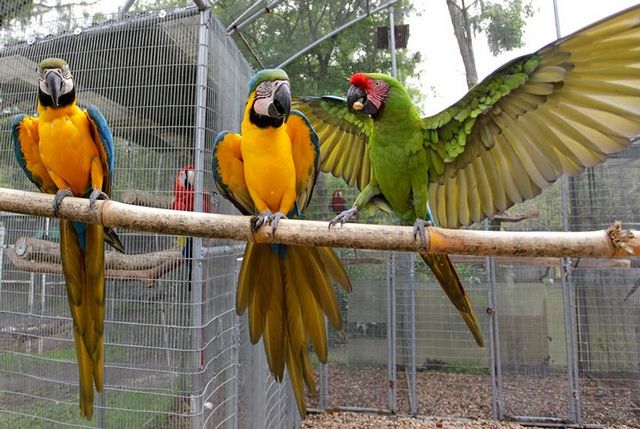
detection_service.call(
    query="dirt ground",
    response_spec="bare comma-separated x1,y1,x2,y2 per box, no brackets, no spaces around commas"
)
304,363,640,428
301,411,638,429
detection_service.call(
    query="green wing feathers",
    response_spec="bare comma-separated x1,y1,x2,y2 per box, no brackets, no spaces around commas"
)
424,5,640,228
236,243,351,417
292,96,373,190
60,220,105,420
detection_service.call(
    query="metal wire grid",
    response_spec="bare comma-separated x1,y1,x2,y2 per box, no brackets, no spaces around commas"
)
1,3,639,429
0,6,297,429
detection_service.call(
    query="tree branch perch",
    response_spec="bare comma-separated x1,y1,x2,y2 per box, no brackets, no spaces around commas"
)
0,188,638,259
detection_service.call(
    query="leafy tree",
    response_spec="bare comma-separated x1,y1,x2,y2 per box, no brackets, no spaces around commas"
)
0,0,102,47
0,0,34,27
214,0,422,97
476,0,534,55
446,0,534,88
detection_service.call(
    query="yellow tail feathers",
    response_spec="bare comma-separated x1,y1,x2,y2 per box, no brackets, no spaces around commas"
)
60,220,105,419
421,252,484,347
237,243,351,416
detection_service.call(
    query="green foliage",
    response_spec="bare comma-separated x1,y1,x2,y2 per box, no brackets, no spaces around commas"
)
213,0,422,97
0,0,107,47
475,0,534,55
0,0,34,27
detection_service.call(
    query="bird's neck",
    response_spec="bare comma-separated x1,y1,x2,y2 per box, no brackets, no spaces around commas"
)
374,92,421,139
37,100,80,121
241,112,287,138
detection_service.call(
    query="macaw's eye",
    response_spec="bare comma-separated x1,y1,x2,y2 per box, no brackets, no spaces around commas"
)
255,81,272,98
62,67,72,79
375,81,380,87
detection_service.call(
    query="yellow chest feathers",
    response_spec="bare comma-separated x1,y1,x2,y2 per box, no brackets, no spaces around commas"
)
241,127,296,214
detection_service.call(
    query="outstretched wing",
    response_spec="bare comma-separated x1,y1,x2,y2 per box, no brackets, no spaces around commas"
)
423,5,640,228
285,110,320,215
212,131,254,215
85,105,115,196
12,114,58,194
292,96,373,190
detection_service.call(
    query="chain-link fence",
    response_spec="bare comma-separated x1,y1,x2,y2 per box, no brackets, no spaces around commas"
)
1,1,639,428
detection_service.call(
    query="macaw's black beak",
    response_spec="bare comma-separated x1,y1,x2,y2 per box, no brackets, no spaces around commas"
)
46,71,63,107
347,85,366,111
269,81,291,121
348,84,379,116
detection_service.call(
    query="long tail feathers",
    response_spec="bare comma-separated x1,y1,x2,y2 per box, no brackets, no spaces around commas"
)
421,252,484,347
60,220,105,420
237,243,351,417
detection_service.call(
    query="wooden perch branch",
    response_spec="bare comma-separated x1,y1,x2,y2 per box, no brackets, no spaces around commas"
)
6,240,184,287
0,187,638,259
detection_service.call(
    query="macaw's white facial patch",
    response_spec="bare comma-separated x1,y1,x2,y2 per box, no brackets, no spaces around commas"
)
253,81,273,117
38,68,74,97
186,169,195,187
252,80,289,117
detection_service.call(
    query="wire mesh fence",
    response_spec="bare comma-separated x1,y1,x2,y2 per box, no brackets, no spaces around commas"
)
0,1,639,428
0,5,297,429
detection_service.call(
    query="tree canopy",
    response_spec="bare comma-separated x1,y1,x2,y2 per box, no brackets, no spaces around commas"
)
214,0,422,97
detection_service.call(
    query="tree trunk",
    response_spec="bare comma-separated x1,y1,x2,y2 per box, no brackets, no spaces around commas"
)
446,0,478,88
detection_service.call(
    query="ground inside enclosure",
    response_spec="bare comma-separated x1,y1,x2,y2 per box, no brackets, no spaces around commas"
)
301,412,637,429
304,362,640,428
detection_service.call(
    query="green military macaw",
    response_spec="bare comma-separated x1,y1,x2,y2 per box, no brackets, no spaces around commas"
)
293,5,640,347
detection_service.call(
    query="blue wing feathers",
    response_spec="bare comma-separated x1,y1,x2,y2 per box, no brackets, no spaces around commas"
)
212,130,233,204
290,109,320,169
85,105,115,179
12,114,29,174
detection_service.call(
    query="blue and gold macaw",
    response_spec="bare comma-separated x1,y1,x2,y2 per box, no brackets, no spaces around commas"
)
213,69,352,417
12,58,122,420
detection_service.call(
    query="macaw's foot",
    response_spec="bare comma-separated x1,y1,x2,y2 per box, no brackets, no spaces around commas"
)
328,207,359,229
251,210,272,232
251,211,288,233
89,188,110,209
269,212,287,234
52,188,74,217
413,218,433,248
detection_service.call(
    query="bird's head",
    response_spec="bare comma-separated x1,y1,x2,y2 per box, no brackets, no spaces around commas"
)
247,68,291,128
175,165,196,192
37,58,75,108
347,73,395,119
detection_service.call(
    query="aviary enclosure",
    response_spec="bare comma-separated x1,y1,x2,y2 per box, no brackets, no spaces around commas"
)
0,1,638,428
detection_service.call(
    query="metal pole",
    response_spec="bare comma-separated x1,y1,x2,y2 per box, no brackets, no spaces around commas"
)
409,252,417,416
118,0,137,18
486,220,504,420
193,0,211,11
39,218,49,355
226,0,264,32
319,320,329,410
0,222,4,298
277,0,400,69
191,8,211,428
561,175,582,424
387,252,397,412
231,258,241,429
553,0,582,422
388,6,398,78
227,0,283,35
552,0,562,37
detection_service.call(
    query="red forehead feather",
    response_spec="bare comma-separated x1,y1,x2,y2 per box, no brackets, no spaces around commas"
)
349,73,369,87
